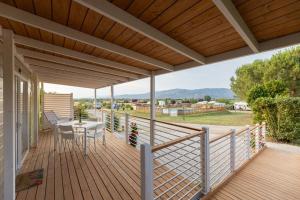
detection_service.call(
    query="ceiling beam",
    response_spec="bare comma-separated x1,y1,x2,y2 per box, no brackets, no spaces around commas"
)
155,31,300,75
0,2,173,71
74,0,206,65
213,0,259,53
39,76,103,88
22,57,127,82
29,64,119,84
14,35,151,76
17,47,139,79
30,65,114,83
39,77,103,88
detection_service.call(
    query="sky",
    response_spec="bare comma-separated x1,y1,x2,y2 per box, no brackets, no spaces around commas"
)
44,46,296,98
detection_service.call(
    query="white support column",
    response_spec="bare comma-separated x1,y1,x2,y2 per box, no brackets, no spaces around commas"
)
94,88,97,118
110,85,114,133
201,127,210,195
230,129,236,172
262,122,266,146
255,123,260,152
40,82,44,129
246,125,251,159
140,143,153,200
3,29,16,200
125,113,129,144
150,71,155,146
32,74,39,147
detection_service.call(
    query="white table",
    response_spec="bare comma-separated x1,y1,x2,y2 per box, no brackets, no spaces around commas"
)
55,120,103,156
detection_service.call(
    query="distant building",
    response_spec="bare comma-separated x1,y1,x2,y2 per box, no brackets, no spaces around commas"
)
158,100,166,107
234,102,251,111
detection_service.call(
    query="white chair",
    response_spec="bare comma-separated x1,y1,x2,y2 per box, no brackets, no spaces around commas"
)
58,125,83,149
87,124,106,148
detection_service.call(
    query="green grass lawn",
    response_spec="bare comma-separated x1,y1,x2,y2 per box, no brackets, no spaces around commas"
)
123,110,253,126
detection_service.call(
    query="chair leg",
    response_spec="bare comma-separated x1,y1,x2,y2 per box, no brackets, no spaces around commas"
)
94,138,96,149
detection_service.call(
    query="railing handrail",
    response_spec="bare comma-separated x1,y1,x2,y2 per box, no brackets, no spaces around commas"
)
152,130,205,153
209,130,233,144
209,123,264,144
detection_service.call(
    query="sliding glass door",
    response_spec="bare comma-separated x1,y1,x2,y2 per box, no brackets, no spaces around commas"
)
15,76,29,170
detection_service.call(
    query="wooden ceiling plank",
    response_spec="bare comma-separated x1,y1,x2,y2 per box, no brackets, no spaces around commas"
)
0,2,173,70
162,31,300,75
74,0,206,64
213,0,259,53
30,65,118,84
21,56,127,82
14,35,150,76
16,46,139,79
38,76,104,88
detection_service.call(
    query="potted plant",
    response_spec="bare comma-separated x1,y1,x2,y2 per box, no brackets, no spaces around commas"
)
75,102,88,124
129,122,138,147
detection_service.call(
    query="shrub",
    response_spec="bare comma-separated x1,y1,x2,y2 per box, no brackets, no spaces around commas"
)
253,96,300,142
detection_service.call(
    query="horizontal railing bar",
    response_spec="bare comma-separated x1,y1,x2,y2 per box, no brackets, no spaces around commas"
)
210,167,231,187
154,167,201,200
152,131,204,152
210,164,231,183
209,135,230,148
164,176,201,200
154,119,203,132
154,153,201,180
154,147,201,170
154,124,198,135
177,184,201,200
154,160,201,191
209,130,233,143
210,141,231,155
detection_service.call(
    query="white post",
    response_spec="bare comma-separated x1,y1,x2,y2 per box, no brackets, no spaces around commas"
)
94,88,97,118
110,85,114,133
230,129,236,172
150,71,155,146
255,123,260,152
141,143,153,200
32,74,39,147
40,82,44,129
246,125,251,159
125,113,129,144
3,28,16,200
262,122,266,146
201,127,210,194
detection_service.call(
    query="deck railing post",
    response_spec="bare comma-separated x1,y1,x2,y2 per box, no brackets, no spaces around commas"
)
141,143,153,200
201,127,210,195
246,125,251,159
255,123,260,152
262,122,266,146
230,129,236,172
125,113,129,144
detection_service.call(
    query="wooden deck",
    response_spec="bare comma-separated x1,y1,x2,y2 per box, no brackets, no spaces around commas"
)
209,148,300,200
16,131,300,200
16,132,142,200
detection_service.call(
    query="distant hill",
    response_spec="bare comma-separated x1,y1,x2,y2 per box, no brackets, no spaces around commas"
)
115,88,234,99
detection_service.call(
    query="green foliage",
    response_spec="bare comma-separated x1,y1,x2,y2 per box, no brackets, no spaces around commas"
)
253,97,300,142
204,95,212,101
231,47,300,99
247,80,288,105
74,102,88,122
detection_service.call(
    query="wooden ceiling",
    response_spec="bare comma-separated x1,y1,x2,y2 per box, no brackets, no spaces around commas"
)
0,0,300,88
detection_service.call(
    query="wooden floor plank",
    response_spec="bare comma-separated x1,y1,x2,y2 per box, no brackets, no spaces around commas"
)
18,132,300,200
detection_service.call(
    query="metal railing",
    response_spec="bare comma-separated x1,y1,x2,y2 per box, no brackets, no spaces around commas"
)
141,123,266,200
101,110,266,199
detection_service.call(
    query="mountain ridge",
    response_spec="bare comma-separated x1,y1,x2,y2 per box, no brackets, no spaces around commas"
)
115,88,234,99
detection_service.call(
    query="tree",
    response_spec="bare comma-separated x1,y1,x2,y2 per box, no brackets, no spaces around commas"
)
230,60,265,100
231,47,300,99
204,95,211,101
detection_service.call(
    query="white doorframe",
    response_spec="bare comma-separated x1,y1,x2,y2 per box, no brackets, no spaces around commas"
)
3,28,16,200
